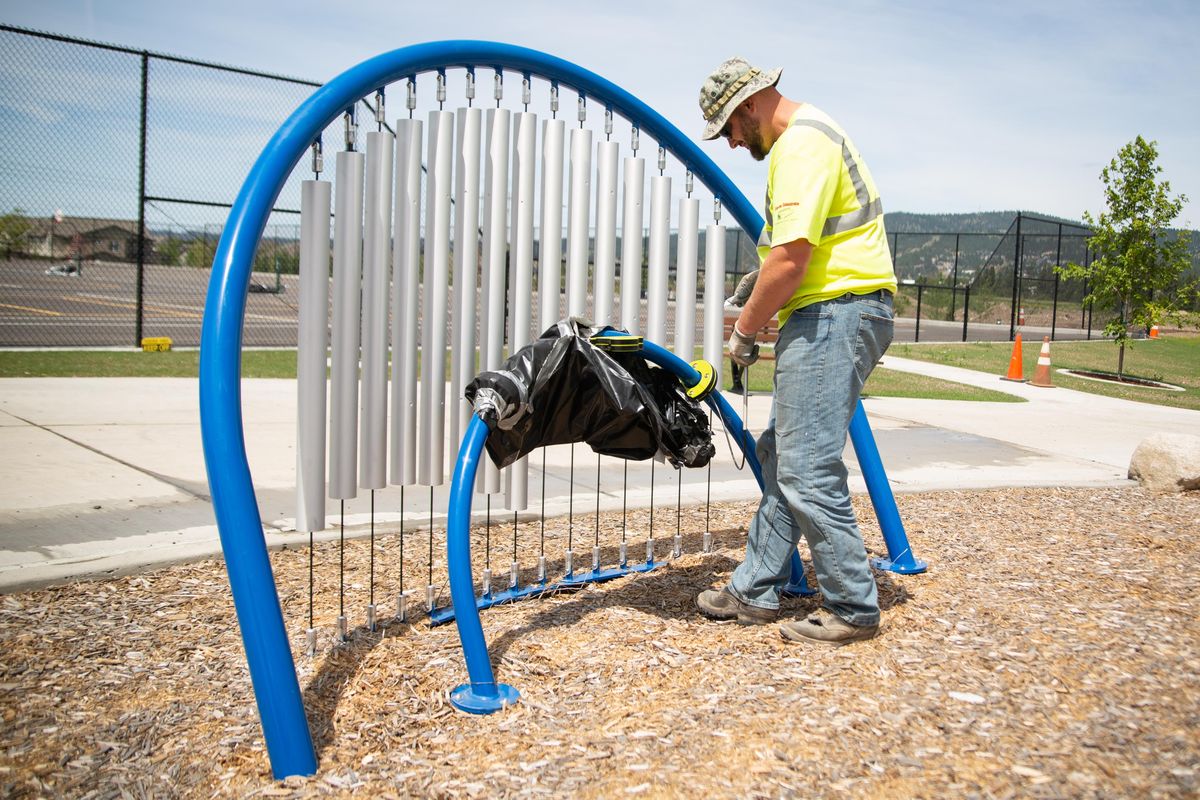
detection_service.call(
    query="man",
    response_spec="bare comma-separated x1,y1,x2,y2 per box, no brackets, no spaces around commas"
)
695,57,897,645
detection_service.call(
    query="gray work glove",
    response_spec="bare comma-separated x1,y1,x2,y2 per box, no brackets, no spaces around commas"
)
724,269,759,311
727,324,760,367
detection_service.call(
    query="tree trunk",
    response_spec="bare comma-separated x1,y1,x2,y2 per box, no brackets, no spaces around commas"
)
1118,298,1131,379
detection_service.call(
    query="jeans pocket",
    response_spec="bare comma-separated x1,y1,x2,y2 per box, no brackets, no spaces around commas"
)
781,309,833,348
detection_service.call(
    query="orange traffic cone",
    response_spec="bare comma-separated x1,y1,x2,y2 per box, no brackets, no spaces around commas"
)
1031,336,1055,388
1001,334,1028,382
1149,325,1160,339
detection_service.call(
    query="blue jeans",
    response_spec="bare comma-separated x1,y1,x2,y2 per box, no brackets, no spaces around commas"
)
728,290,894,626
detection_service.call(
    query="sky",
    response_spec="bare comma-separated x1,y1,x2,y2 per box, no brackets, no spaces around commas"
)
3,0,1198,227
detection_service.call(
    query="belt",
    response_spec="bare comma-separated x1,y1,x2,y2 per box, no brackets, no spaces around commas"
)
846,289,893,301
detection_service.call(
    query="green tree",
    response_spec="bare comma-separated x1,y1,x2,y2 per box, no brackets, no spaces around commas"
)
0,208,32,260
184,239,211,268
1058,136,1196,377
156,236,184,266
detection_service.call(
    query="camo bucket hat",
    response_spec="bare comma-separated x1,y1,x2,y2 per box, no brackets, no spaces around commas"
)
699,57,782,140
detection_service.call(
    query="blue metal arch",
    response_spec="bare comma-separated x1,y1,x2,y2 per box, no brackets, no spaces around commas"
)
199,39,918,780
200,39,771,780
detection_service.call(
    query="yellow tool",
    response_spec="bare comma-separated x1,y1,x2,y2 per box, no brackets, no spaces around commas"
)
685,359,718,400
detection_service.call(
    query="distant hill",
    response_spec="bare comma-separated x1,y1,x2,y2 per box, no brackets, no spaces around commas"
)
884,210,1086,234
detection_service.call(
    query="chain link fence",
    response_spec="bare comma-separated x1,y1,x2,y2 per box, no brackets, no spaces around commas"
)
0,25,329,347
885,214,1102,343
0,25,769,348
3,25,1191,348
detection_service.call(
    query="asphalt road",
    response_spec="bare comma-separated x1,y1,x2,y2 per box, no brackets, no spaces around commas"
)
1,257,1099,348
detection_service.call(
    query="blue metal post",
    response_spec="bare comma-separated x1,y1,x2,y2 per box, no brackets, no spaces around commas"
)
446,416,521,713
848,406,927,573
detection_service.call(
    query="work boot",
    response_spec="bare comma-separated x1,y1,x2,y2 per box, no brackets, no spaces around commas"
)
730,381,744,393
780,608,878,646
696,588,777,625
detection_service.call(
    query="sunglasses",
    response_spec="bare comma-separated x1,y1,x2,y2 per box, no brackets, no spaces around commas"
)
718,107,741,140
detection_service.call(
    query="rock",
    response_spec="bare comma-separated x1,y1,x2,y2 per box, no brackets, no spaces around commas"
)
1128,433,1200,493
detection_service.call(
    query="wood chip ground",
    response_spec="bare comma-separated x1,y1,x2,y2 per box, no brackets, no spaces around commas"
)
1,486,1197,798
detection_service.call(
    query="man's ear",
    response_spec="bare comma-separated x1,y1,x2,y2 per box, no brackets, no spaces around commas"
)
741,97,756,115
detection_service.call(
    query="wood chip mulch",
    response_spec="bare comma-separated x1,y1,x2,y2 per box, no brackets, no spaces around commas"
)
1,486,1197,799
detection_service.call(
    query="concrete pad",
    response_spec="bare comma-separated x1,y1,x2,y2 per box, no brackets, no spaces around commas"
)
0,418,186,512
873,356,1200,470
1,367,1190,592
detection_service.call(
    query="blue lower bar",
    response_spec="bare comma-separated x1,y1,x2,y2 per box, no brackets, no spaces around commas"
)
432,560,669,626
848,402,927,573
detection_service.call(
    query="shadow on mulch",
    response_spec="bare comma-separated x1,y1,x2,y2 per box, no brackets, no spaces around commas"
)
298,527,913,759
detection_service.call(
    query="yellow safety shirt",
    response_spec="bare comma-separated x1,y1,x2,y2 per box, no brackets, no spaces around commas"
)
758,104,897,327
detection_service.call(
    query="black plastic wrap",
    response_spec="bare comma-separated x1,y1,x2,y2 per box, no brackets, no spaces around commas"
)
464,319,714,470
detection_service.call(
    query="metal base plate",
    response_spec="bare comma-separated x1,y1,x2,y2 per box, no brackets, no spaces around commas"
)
871,556,928,575
450,682,520,714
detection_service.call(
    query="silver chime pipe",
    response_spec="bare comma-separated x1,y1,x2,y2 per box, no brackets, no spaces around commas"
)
619,156,646,334
450,108,482,464
645,175,671,346
565,127,592,319
328,150,364,501
506,110,537,512
478,108,511,494
674,197,700,361
538,119,566,331
390,119,423,487
703,219,727,385
295,179,330,532
593,140,619,327
418,110,454,487
360,130,393,492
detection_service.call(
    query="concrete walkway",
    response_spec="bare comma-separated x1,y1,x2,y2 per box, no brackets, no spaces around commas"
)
1,359,1195,591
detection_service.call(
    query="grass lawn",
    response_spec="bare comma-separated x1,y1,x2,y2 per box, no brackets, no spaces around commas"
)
0,347,1017,404
725,362,1021,403
888,334,1200,411
0,349,297,379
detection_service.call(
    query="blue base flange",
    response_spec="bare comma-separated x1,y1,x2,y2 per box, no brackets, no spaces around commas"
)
870,555,928,575
450,682,520,714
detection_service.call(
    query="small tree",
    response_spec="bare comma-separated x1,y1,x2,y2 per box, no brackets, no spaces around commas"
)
1058,136,1196,377
0,208,32,260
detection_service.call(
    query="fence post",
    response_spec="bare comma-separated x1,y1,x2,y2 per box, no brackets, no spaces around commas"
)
1052,223,1062,340
914,284,923,342
134,51,149,347
962,284,970,342
1051,273,1059,341
1008,212,1022,341
950,232,960,322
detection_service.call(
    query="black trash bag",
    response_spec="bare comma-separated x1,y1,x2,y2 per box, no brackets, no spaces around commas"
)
464,319,714,470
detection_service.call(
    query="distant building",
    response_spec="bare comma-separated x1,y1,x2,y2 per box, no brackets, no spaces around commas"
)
23,215,155,262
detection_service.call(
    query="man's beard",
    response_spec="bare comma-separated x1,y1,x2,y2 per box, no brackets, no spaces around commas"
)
742,115,769,161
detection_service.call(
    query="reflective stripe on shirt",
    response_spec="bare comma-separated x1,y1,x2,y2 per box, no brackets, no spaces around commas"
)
762,116,884,246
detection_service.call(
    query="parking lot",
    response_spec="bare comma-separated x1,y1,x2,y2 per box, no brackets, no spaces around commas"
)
1,257,1097,349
